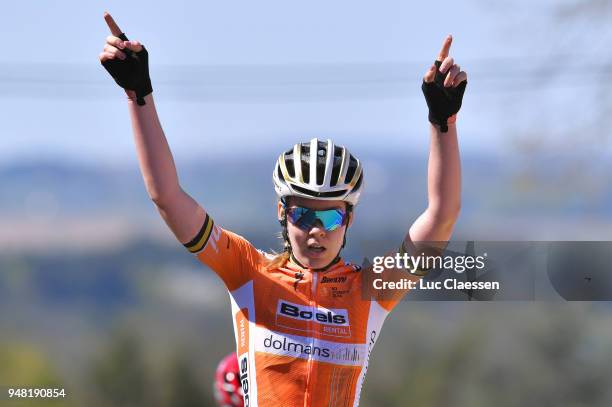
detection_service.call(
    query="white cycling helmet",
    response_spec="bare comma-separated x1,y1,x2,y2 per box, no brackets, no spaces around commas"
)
273,138,364,206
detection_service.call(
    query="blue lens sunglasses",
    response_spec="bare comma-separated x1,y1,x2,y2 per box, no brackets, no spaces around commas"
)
283,204,348,232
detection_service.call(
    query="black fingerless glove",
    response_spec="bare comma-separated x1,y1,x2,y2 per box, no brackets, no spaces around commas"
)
101,33,153,106
421,60,467,132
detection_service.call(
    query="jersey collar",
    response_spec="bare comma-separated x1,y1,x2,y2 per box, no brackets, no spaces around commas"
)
287,253,344,273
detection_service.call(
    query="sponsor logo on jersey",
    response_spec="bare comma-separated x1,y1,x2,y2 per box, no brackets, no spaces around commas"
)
255,329,365,366
277,300,349,325
239,353,250,406
276,300,351,337
235,308,250,406
330,287,349,298
321,276,347,284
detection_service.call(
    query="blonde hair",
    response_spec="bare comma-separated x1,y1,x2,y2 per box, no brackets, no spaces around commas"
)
264,250,290,271
263,225,291,271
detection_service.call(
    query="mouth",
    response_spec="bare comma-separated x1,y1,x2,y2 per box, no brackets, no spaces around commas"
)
307,243,326,254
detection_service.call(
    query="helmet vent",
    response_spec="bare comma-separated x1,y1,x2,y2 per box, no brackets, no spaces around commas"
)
316,159,325,185
345,156,358,183
291,184,347,198
330,146,343,186
301,159,310,183
285,157,295,178
353,171,363,190
315,141,328,185
277,165,285,181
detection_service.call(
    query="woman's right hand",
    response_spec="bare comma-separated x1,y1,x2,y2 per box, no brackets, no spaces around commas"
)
99,12,153,105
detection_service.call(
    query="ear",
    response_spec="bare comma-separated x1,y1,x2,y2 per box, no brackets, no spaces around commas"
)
347,210,354,227
278,200,285,221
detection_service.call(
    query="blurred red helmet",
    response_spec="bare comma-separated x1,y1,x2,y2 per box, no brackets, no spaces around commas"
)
214,353,244,407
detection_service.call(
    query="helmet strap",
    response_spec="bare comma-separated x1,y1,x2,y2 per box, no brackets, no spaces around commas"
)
280,200,292,255
341,204,353,250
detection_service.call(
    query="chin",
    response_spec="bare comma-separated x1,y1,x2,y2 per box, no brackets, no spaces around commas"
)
297,254,332,270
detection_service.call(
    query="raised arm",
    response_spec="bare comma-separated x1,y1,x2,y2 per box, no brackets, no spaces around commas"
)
99,12,205,244
409,121,461,242
406,35,467,246
127,93,207,244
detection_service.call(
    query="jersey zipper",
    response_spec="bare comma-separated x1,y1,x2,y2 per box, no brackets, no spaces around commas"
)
304,270,319,406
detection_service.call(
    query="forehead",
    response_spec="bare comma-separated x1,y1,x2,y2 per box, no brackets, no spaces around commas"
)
286,196,346,210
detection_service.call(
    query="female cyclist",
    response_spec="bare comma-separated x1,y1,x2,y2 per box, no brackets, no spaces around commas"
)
100,12,466,407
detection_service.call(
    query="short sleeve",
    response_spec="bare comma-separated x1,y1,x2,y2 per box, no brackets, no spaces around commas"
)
369,241,427,312
372,268,415,312
183,213,263,290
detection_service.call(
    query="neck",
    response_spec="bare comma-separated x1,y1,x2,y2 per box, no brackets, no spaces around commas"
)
289,252,342,272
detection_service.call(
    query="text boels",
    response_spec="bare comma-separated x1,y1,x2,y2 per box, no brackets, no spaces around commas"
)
239,355,249,406
280,302,346,325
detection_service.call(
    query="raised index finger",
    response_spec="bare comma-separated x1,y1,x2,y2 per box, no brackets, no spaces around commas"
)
104,12,123,37
436,34,453,62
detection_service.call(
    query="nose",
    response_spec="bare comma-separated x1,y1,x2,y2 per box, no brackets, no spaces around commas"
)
308,219,326,236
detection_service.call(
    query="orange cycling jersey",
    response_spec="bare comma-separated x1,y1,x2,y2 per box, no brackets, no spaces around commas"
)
184,214,410,407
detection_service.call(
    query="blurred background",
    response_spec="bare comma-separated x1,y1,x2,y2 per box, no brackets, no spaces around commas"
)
2,0,612,405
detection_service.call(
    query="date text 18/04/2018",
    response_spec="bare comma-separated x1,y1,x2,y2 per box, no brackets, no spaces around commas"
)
373,278,500,291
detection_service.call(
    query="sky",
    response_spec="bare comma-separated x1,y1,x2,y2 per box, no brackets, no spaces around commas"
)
3,0,612,247
1,0,610,166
